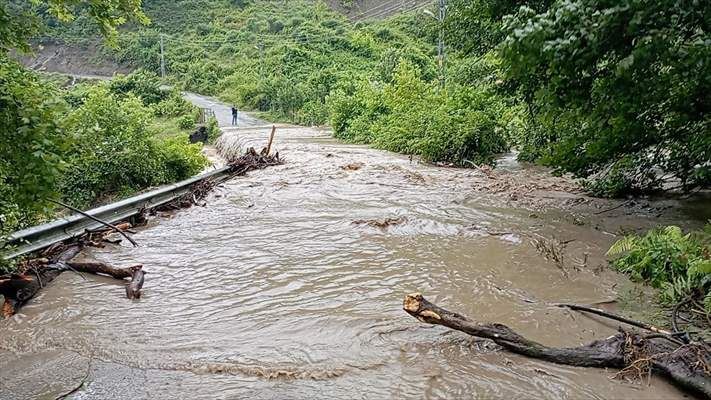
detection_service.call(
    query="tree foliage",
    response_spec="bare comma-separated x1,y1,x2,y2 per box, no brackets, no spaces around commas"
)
499,0,710,194
1,0,148,52
0,57,67,233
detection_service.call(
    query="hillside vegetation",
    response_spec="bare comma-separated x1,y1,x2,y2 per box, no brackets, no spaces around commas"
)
1,57,209,241
42,0,516,166
40,0,709,196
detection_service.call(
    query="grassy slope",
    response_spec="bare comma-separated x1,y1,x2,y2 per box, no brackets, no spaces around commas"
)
44,0,439,124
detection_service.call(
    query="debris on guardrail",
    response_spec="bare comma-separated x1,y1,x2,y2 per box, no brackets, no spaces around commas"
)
0,244,146,318
0,146,282,317
48,198,139,247
160,146,282,211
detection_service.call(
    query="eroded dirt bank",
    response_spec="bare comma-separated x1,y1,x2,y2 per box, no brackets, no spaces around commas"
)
1,125,708,399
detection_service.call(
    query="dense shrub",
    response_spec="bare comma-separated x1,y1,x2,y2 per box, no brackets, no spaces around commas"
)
152,89,197,117
109,69,168,105
177,114,196,130
329,62,509,165
60,85,207,207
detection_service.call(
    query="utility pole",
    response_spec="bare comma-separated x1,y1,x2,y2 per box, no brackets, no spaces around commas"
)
258,41,264,80
160,34,165,79
437,0,446,88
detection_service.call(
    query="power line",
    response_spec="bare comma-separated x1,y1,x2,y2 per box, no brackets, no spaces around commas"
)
159,34,165,79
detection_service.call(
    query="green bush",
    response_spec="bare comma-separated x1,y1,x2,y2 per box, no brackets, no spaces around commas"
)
60,85,207,208
109,69,168,105
153,89,196,117
159,136,208,181
608,224,711,310
329,62,509,165
177,114,196,130
205,116,221,143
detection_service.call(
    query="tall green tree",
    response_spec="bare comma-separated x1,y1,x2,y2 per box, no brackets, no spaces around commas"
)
1,0,148,52
1,0,148,235
500,0,710,195
444,0,551,55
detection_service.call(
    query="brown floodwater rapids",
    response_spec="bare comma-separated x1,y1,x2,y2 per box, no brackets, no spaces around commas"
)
2,125,710,400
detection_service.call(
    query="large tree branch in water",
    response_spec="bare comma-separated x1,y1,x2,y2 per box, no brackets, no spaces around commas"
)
0,246,145,317
402,293,711,398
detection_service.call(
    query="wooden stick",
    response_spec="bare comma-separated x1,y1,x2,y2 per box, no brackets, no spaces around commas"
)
266,125,276,155
125,265,145,299
555,303,674,335
47,199,138,247
594,200,632,215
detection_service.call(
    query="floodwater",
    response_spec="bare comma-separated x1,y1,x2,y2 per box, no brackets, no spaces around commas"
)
2,113,709,399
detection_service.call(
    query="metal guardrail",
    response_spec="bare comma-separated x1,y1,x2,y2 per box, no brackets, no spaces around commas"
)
3,166,232,260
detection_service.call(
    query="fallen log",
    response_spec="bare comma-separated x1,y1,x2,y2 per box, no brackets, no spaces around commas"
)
403,293,711,398
66,261,140,279
0,246,147,317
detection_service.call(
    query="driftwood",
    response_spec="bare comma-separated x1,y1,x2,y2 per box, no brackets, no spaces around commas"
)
403,293,711,398
555,303,682,338
125,265,145,299
67,261,140,279
264,125,276,156
159,147,282,212
0,246,146,317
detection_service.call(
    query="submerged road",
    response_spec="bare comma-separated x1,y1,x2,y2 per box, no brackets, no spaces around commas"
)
182,92,266,128
0,95,705,399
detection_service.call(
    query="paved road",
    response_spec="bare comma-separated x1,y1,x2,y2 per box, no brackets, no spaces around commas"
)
33,71,266,129
182,92,266,128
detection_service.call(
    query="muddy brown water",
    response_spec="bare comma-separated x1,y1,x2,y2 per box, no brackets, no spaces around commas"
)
1,125,709,399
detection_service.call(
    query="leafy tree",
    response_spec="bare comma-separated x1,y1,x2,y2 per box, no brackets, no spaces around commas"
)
444,0,551,55
500,0,710,194
1,0,149,235
0,57,67,233
1,0,148,52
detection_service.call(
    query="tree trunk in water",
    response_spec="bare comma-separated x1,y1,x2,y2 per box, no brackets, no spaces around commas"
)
67,261,141,279
403,293,711,398
0,246,145,317
125,265,145,299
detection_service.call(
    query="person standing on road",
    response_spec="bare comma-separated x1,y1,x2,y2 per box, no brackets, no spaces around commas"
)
231,105,239,126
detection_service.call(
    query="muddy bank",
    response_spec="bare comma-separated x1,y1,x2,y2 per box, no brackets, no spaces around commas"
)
1,125,708,399
16,40,129,77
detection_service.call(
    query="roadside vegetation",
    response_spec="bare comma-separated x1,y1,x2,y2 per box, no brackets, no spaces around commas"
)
608,223,711,331
1,0,211,242
38,0,709,196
